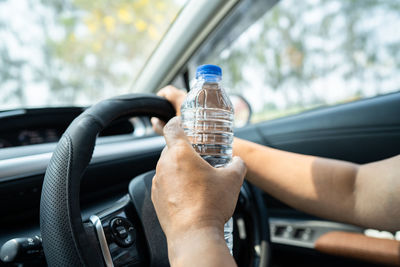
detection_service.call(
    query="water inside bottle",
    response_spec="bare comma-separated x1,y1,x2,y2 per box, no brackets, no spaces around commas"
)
180,65,235,254
181,107,233,167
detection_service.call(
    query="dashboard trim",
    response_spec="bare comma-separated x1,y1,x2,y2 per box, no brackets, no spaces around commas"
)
269,218,363,249
0,136,165,182
0,109,26,119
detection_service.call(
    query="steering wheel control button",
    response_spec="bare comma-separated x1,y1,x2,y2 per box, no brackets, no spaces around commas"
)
116,226,128,239
110,217,136,247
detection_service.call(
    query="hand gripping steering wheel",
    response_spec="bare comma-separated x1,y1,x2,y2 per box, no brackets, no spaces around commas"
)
40,94,270,267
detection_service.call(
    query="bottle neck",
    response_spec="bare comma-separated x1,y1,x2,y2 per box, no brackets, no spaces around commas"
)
196,74,222,83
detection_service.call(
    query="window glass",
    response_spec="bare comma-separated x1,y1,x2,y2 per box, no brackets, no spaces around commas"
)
201,0,400,123
0,0,188,110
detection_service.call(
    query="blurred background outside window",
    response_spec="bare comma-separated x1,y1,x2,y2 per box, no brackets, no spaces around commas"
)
0,0,188,110
202,0,400,123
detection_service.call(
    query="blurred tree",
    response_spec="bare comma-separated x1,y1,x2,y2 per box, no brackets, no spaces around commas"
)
205,0,400,122
1,0,400,117
0,0,184,108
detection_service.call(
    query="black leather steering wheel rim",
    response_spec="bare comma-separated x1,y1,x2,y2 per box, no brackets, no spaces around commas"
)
40,94,175,267
40,93,270,267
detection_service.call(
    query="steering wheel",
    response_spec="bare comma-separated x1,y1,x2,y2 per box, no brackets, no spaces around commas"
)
40,94,270,267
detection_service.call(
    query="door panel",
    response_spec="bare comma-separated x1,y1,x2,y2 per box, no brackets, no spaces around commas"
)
248,93,400,163
235,92,400,266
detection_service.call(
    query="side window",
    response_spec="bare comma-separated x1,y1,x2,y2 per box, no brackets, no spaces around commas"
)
196,0,400,124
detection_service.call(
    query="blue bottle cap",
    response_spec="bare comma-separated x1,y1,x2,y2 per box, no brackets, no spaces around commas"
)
196,64,222,79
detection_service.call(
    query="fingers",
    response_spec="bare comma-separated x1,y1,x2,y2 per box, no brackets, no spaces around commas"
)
151,117,166,135
153,86,175,134
163,116,190,148
152,86,184,135
157,85,176,97
156,86,186,116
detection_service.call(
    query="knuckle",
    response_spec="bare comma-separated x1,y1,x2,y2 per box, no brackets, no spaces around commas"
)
163,118,177,134
151,178,158,195
226,168,245,185
161,86,175,98
229,166,241,177
233,160,246,176
173,143,190,159
151,177,158,189
163,118,183,138
158,86,170,96
162,123,171,136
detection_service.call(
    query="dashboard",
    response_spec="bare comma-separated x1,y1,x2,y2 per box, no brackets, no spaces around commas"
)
0,107,83,148
0,107,151,148
0,128,61,148
1,102,394,267
0,107,161,266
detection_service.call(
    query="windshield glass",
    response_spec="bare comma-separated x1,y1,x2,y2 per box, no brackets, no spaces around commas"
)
193,0,400,123
0,0,188,110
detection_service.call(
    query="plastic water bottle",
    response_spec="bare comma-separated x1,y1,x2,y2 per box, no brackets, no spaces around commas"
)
181,64,234,253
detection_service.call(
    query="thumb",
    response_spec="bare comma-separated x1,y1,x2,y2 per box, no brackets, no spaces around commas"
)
163,116,191,148
223,156,247,183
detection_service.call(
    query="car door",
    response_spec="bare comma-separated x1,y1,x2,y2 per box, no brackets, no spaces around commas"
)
180,0,400,266
234,92,400,267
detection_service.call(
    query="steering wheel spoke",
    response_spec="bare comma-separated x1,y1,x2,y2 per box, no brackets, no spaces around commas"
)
39,93,270,267
87,195,147,267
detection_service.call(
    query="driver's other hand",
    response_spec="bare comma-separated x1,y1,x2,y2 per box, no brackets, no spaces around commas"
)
151,86,187,135
151,116,246,241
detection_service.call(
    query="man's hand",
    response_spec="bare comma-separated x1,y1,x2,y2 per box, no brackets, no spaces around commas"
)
151,86,186,135
151,117,246,266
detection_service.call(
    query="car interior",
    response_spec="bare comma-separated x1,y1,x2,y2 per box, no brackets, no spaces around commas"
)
1,0,399,266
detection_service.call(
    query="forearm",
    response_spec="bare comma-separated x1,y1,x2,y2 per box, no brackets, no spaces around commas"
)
233,138,360,225
167,226,236,267
353,156,400,231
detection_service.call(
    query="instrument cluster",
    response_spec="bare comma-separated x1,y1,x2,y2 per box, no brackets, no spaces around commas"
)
0,128,62,148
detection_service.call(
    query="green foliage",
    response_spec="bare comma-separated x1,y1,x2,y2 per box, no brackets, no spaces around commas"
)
0,0,184,108
204,0,400,123
2,0,400,119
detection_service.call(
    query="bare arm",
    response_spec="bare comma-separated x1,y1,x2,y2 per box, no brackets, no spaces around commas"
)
234,138,400,232
167,226,236,267
152,117,245,266
153,86,400,232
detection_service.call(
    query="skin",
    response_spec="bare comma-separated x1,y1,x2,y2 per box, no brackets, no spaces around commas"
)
151,86,400,266
152,117,246,267
233,138,400,232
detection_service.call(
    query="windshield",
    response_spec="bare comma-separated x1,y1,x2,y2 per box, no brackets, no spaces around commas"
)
0,0,188,110
192,0,400,123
